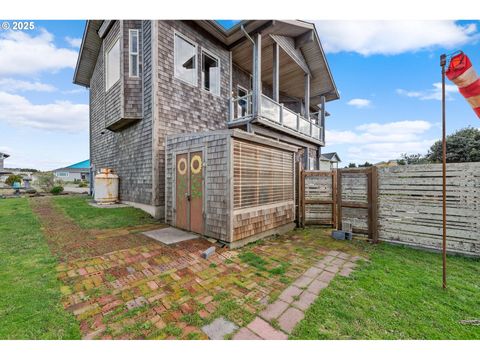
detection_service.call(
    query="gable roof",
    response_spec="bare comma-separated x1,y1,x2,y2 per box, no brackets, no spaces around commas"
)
320,152,341,162
53,160,90,172
0,152,10,159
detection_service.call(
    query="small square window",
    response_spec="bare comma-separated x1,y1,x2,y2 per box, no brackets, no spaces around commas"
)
202,51,220,95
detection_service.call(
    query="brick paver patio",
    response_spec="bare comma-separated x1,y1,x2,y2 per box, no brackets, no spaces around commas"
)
32,198,366,340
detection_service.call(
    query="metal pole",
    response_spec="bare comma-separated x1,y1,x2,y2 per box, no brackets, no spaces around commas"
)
440,54,447,289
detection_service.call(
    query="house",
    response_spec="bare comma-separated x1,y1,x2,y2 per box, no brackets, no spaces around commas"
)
374,160,399,168
319,152,341,171
53,160,90,182
0,152,10,176
73,20,339,246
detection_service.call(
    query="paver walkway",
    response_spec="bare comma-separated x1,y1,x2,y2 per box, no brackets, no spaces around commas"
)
30,197,366,339
233,250,363,340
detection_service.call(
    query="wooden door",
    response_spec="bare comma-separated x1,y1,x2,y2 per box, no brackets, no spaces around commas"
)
175,153,189,231
189,151,204,234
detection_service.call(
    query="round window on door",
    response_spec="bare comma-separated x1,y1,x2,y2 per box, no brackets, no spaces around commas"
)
177,158,187,175
190,154,202,174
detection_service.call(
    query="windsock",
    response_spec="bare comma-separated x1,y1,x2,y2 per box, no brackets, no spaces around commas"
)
446,52,480,118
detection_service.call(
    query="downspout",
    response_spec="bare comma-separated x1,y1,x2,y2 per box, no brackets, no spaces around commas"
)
241,25,255,45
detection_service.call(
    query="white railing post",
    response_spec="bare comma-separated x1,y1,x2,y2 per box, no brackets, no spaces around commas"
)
229,97,234,122
296,114,300,131
280,103,284,125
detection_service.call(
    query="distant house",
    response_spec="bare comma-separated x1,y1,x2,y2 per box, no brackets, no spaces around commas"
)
375,160,399,168
0,152,12,182
53,160,90,182
319,152,341,171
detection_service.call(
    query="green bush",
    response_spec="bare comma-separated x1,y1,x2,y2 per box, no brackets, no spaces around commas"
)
37,172,55,192
78,181,88,188
50,186,64,195
5,174,22,186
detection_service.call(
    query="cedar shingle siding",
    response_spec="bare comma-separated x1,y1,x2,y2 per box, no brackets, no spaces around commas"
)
89,20,323,219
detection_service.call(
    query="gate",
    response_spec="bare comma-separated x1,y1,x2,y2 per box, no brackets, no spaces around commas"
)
298,166,378,242
299,170,337,227
337,167,378,242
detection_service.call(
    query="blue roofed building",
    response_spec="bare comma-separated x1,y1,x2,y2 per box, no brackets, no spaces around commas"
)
52,160,90,182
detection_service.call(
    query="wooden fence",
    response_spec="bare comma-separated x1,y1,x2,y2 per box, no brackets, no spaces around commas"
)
299,162,480,256
377,162,480,256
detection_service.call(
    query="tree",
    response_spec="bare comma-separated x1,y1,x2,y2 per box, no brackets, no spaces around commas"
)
5,174,22,186
347,163,357,168
397,153,430,165
358,161,372,167
427,127,480,163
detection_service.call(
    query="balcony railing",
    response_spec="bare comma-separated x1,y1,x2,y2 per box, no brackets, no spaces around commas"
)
229,93,324,142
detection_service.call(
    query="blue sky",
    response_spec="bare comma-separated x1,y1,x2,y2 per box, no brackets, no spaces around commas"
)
0,20,479,170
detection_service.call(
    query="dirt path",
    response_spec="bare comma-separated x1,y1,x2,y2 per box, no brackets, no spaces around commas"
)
29,196,158,261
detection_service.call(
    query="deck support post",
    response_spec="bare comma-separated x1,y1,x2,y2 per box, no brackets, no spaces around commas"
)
272,42,280,102
304,74,310,119
252,33,262,118
320,95,326,143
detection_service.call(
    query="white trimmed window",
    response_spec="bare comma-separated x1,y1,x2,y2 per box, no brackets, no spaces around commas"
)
174,33,197,86
105,38,120,91
56,172,69,177
201,50,220,95
129,29,139,77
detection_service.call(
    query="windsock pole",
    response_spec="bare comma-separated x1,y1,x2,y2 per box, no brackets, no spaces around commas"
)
440,54,447,289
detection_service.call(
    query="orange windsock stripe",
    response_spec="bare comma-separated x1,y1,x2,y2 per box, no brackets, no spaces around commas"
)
446,52,480,119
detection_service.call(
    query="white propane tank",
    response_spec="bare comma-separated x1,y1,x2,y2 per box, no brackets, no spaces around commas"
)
94,168,119,204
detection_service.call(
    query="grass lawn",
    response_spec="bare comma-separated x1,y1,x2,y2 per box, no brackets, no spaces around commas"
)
291,242,480,340
0,198,81,339
53,195,161,229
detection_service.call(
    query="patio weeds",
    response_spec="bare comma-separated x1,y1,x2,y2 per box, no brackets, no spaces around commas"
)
233,250,363,339
30,196,366,340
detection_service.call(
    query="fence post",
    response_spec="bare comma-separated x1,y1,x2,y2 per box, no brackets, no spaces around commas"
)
367,166,379,242
336,169,342,230
332,170,337,228
371,166,379,243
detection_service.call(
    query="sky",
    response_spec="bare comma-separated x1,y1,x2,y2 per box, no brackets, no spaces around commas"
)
0,20,479,170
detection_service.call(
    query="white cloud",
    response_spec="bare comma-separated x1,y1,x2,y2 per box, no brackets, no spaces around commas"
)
0,91,88,133
396,82,458,101
347,98,371,108
314,21,479,55
0,78,56,92
65,36,82,48
326,120,435,163
0,29,78,76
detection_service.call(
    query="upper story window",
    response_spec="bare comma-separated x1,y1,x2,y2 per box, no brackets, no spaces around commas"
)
129,29,139,77
105,38,120,91
174,33,197,86
201,50,220,95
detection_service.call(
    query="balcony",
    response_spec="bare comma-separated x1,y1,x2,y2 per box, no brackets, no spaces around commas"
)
229,93,324,144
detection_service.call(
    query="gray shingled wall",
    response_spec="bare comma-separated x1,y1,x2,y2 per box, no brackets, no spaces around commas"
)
165,132,230,240
90,20,153,206
152,21,231,209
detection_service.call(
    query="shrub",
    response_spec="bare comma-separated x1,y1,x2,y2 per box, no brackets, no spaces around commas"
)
78,181,88,188
5,174,22,186
50,186,64,195
37,172,55,192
